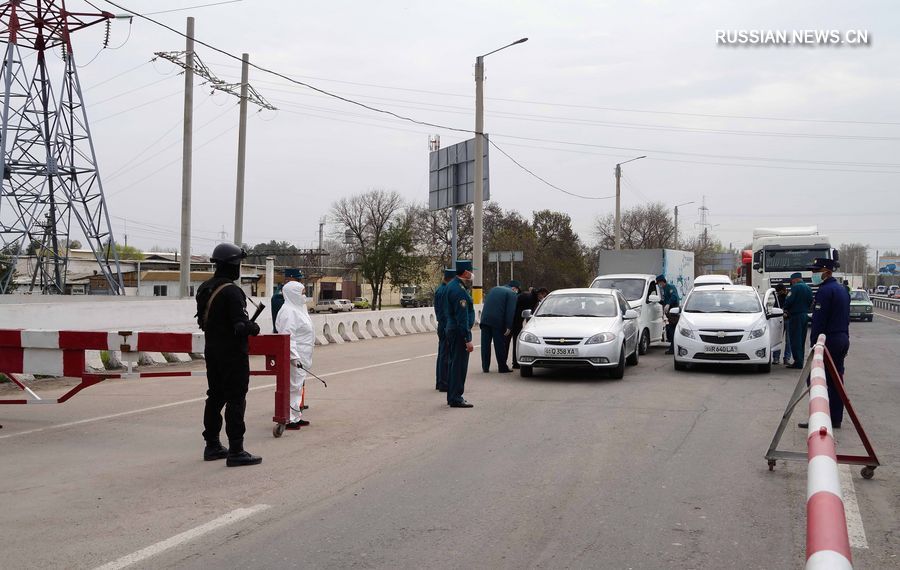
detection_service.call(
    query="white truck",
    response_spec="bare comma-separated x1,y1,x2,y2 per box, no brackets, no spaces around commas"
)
750,227,838,301
595,249,695,298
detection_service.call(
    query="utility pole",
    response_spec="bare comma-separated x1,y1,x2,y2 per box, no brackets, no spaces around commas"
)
473,55,485,303
673,201,694,249
613,156,646,250
179,16,195,297
233,52,249,246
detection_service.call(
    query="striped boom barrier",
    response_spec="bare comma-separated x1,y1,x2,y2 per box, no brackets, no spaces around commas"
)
0,329,292,437
806,334,852,570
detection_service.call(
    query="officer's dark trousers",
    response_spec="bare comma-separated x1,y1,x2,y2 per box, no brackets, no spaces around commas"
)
510,327,521,365
202,347,250,445
435,328,450,390
447,331,469,404
788,314,808,367
824,333,850,426
480,324,509,372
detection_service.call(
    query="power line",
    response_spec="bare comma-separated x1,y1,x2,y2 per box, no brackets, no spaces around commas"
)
101,0,473,135
145,0,244,16
488,139,616,201
205,59,900,127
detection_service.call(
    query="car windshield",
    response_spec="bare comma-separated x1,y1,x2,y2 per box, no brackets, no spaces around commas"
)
684,290,761,314
535,294,619,317
591,278,644,301
763,248,829,272
850,291,870,301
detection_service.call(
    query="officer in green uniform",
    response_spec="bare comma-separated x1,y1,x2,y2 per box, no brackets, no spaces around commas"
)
433,268,456,392
783,272,813,369
271,268,303,333
656,275,680,355
444,260,476,408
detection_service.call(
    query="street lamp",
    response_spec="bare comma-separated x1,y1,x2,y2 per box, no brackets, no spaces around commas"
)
673,201,694,248
614,155,646,250
473,37,528,304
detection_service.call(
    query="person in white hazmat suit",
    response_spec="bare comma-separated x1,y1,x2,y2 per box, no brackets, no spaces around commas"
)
275,281,314,430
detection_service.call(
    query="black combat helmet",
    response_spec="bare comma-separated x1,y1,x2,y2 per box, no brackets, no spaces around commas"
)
210,243,247,266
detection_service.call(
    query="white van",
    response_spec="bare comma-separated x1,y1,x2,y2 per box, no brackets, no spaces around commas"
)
590,273,664,354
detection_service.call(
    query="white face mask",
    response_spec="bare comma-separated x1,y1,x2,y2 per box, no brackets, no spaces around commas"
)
811,273,823,286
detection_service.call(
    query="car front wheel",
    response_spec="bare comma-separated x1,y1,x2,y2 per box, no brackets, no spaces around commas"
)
520,365,533,378
610,346,626,379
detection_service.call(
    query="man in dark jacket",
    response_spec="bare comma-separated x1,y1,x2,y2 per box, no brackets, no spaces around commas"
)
433,268,456,392
799,258,851,429
783,272,813,369
479,280,520,373
511,287,549,369
197,243,262,467
445,260,476,407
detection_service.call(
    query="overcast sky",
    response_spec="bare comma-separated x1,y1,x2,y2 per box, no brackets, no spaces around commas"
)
55,0,900,259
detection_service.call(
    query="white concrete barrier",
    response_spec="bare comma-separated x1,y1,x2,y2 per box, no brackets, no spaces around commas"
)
0,298,481,370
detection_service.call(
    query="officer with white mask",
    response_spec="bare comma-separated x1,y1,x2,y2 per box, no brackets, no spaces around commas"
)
275,281,315,429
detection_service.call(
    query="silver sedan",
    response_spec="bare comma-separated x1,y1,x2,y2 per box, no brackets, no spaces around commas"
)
516,288,640,379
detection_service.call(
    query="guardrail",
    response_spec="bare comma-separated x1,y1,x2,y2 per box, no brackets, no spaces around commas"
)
870,295,900,312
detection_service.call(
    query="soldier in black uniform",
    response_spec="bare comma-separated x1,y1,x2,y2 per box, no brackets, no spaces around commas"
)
196,243,263,467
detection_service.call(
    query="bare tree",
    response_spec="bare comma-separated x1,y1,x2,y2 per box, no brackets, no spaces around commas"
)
594,202,675,250
331,189,406,309
838,243,870,276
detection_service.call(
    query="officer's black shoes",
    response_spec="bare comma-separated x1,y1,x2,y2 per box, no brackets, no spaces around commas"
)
285,420,309,430
203,441,229,461
512,364,520,369
498,368,513,373
436,385,448,392
664,349,674,355
834,423,841,429
798,422,809,429
449,399,474,408
301,405,309,410
226,450,262,467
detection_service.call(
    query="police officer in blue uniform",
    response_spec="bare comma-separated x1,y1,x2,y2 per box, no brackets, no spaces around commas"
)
656,275,680,355
444,260,476,408
799,258,851,429
433,268,456,392
783,272,813,369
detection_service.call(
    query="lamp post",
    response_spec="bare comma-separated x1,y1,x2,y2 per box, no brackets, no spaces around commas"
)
673,201,694,248
614,155,646,250
473,37,527,304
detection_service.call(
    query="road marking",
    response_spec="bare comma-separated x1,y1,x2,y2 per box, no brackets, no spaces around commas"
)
0,350,441,440
838,464,868,549
873,311,900,323
94,504,270,570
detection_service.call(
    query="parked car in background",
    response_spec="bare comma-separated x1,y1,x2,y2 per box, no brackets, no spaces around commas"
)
890,285,900,297
694,275,733,288
313,299,353,313
353,297,371,309
671,285,783,373
874,285,887,295
516,288,640,379
590,274,663,355
849,289,874,321
893,290,900,299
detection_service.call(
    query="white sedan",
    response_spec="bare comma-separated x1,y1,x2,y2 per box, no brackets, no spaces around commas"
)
671,285,784,373
516,288,640,379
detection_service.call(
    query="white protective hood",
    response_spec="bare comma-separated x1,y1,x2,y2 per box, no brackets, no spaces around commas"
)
275,281,314,366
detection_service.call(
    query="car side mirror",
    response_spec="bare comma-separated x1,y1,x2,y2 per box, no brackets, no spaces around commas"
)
624,309,638,320
668,307,681,315
767,307,784,319
521,309,532,320
647,294,660,303
752,263,760,271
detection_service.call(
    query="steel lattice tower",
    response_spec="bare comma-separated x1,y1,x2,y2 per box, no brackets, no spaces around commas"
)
0,0,123,294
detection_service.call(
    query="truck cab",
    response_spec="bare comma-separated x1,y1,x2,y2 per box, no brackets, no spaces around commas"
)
750,227,837,309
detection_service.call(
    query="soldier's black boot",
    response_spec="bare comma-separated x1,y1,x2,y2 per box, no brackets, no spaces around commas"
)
203,439,228,461
226,439,262,467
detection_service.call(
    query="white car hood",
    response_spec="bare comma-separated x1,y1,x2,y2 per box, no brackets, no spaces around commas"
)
680,312,763,331
524,316,617,338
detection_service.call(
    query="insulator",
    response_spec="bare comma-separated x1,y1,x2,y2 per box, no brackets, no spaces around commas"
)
103,20,111,48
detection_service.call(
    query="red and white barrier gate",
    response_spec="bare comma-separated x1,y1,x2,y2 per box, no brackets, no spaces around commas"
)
0,329,292,437
805,338,851,570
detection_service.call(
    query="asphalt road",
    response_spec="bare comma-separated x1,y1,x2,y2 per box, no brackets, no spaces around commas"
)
1,312,898,569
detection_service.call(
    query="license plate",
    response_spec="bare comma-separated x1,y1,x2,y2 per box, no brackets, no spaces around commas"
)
545,347,578,356
704,345,738,353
